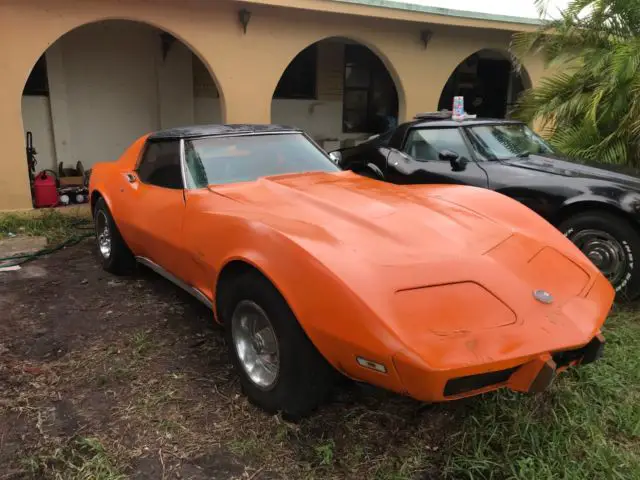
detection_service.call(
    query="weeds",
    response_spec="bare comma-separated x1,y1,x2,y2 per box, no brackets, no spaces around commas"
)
0,210,91,244
3,236,638,480
315,439,336,465
443,312,640,479
24,437,124,480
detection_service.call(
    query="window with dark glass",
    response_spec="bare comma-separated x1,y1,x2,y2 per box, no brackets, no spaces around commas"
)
403,128,472,162
342,45,398,134
274,45,318,99
23,55,49,96
137,140,183,189
465,124,554,160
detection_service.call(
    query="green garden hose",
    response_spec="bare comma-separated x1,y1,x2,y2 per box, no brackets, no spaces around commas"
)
0,219,95,268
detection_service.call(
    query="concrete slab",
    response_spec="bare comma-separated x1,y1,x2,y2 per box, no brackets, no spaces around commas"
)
0,236,47,267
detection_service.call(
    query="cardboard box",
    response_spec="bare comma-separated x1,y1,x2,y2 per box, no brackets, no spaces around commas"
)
59,176,84,186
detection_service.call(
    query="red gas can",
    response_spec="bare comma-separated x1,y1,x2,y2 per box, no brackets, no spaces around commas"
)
33,171,58,208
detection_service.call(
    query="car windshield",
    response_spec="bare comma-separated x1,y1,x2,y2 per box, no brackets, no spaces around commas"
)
183,133,340,188
465,123,555,161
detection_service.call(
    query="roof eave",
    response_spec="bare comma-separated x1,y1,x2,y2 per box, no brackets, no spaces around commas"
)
331,0,542,26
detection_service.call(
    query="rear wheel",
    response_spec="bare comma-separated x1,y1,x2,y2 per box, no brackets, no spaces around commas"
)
220,270,335,419
93,197,136,275
559,210,640,301
355,165,383,180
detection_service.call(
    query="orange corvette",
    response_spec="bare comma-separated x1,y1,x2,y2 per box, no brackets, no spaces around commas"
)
89,124,614,418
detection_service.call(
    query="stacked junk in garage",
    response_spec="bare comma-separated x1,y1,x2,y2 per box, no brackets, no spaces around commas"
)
27,131,91,209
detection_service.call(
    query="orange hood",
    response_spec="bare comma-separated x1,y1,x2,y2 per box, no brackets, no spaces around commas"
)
207,170,598,312
210,171,513,265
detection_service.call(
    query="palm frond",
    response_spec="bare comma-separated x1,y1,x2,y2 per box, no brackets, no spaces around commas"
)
511,0,640,166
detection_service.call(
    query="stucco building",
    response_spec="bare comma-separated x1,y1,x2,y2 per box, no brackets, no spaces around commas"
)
1,0,547,211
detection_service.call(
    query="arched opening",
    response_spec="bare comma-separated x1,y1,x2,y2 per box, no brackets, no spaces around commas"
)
271,37,400,151
21,20,221,193
437,49,531,119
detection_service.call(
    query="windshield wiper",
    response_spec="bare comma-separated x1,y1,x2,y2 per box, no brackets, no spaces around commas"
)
516,150,530,158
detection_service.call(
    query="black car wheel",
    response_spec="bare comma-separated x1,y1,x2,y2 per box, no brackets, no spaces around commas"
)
219,270,336,420
559,211,640,301
93,197,136,275
355,164,384,180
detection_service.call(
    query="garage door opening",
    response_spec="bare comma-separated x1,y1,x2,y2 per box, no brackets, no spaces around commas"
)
21,20,221,179
437,49,531,119
271,37,400,152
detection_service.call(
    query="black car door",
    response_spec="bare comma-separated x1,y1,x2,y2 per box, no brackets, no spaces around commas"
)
386,127,489,187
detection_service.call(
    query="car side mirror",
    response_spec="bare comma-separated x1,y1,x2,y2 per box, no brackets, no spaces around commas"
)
387,149,409,168
328,151,342,165
440,150,468,172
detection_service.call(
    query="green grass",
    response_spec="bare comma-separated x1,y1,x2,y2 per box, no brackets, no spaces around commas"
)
443,311,640,479
0,210,92,244
24,437,125,480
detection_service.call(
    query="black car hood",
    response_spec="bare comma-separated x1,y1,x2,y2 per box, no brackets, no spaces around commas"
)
502,154,640,189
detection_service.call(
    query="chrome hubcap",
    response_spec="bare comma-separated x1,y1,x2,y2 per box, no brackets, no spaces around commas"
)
231,300,279,390
569,229,626,285
95,211,112,259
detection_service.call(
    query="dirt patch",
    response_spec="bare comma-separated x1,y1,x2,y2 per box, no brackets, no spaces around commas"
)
0,240,458,479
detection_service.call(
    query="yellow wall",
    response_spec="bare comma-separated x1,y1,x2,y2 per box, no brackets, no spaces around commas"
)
0,0,546,211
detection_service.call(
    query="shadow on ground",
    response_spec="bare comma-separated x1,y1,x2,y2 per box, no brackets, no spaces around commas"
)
0,240,466,479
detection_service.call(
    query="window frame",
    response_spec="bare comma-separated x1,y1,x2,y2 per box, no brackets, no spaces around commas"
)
135,138,186,190
341,45,398,135
401,126,476,163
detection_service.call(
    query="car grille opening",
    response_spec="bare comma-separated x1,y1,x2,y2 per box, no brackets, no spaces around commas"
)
553,335,605,368
444,367,519,397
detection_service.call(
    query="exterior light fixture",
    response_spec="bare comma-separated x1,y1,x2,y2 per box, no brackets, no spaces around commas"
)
356,356,387,374
420,29,433,50
238,8,252,34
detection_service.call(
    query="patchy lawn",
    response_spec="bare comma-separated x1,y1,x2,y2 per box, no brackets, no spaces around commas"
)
0,209,91,245
0,221,638,479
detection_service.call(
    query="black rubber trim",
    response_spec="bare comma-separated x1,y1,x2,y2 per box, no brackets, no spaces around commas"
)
552,334,605,368
444,367,518,397
581,334,606,365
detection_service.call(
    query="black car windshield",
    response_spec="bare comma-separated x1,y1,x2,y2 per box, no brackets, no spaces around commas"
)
465,123,555,161
184,133,340,188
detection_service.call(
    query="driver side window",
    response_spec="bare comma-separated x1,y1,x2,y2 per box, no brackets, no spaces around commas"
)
137,140,183,189
403,128,472,162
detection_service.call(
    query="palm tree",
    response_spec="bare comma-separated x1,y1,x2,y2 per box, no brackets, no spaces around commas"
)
511,0,640,165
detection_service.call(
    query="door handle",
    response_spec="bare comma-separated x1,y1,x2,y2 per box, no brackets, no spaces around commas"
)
125,172,137,183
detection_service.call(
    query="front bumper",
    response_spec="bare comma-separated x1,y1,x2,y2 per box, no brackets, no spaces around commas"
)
392,333,605,402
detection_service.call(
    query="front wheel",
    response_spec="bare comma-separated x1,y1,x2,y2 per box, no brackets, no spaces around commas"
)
220,271,335,420
93,198,136,275
559,210,640,301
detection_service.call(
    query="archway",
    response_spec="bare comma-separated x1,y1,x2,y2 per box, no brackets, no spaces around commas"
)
437,49,531,119
21,19,222,180
270,37,400,151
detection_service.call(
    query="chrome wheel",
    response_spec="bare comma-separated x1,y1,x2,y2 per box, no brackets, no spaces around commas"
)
569,229,627,286
231,300,280,390
95,211,112,259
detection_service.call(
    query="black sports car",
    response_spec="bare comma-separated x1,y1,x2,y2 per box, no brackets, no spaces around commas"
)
331,112,640,301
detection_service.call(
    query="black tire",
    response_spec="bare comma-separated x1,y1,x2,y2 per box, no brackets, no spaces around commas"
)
219,270,335,420
93,197,136,275
559,210,640,301
356,167,382,180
